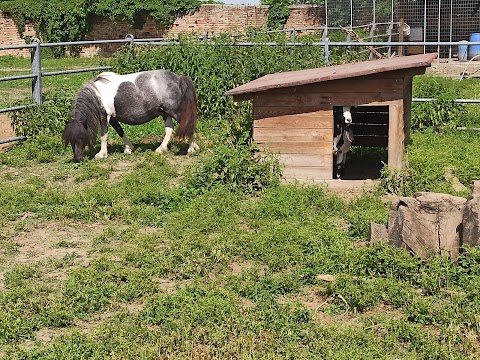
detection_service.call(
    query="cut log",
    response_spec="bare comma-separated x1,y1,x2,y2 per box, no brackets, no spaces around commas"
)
463,181,480,246
388,193,466,259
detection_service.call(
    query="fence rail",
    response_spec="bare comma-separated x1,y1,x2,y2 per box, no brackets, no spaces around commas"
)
1,35,479,145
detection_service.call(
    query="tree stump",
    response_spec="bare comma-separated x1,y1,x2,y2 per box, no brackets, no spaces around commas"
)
463,180,480,247
388,192,467,259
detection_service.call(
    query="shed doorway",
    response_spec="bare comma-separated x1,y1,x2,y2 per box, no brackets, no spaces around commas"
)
333,105,389,180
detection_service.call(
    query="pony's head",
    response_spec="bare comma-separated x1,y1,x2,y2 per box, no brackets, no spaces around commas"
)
62,120,94,162
63,83,102,162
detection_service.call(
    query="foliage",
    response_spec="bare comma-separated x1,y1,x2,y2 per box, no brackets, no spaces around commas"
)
184,139,281,195
1,0,94,55
380,131,480,196
108,34,365,140
93,0,200,27
0,0,200,53
411,76,466,133
263,0,291,30
10,88,75,139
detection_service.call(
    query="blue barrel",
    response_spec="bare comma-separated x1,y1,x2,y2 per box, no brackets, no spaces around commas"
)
468,33,480,60
458,41,469,61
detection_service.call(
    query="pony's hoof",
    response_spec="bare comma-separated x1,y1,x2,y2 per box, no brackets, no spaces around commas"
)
187,143,199,154
124,147,133,155
155,146,167,154
95,152,108,160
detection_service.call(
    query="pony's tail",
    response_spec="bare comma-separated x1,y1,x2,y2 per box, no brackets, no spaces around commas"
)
175,76,198,140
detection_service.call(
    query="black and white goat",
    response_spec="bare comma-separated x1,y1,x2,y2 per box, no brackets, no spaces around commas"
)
333,106,354,179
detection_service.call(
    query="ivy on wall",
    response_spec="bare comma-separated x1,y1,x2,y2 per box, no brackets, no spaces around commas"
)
0,0,200,46
261,0,324,30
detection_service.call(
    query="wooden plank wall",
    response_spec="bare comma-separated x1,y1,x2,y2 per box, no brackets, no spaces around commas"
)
248,73,410,181
349,105,389,147
253,98,333,181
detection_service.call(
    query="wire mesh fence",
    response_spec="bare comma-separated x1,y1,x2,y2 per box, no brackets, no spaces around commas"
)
323,0,480,60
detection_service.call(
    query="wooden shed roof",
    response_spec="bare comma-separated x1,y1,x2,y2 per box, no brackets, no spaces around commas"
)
224,53,437,97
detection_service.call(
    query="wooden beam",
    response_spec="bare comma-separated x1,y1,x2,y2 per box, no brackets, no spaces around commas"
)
253,128,331,142
388,100,405,169
403,77,413,146
279,153,331,167
258,141,332,155
282,166,333,181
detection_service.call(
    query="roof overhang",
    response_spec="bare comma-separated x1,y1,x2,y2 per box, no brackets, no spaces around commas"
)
225,53,437,98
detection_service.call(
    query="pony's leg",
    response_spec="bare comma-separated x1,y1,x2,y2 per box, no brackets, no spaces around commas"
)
156,117,174,153
110,119,134,154
95,114,110,159
187,136,199,154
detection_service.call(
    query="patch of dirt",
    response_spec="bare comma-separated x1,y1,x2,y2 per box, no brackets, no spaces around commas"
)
320,179,379,201
14,222,102,265
0,221,105,289
0,114,17,151
278,286,327,310
335,217,351,232
276,286,359,326
108,160,136,182
158,277,193,294
35,328,60,343
118,302,145,314
238,296,255,309
74,312,111,334
444,167,468,193
229,259,266,276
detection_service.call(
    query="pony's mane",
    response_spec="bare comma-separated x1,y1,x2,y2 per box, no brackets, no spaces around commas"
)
94,71,117,84
62,81,103,147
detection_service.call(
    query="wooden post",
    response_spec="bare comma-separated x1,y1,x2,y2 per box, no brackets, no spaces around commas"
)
398,18,404,56
388,100,404,169
403,77,413,146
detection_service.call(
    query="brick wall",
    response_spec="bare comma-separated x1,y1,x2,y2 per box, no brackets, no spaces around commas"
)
0,5,325,57
285,5,325,30
0,11,36,56
169,4,269,37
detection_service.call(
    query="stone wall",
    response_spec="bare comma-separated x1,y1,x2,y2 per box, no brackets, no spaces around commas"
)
0,4,325,57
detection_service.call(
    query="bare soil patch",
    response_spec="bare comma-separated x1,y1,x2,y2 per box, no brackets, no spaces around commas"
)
0,114,16,150
0,221,105,289
108,160,136,182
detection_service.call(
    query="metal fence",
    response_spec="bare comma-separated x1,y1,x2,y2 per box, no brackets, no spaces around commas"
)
1,32,480,145
323,0,480,60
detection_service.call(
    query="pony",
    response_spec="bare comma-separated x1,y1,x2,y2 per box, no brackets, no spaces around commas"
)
333,106,354,179
62,70,199,162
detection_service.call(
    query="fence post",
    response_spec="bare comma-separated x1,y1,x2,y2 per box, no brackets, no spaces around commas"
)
125,34,134,45
324,37,330,65
30,38,42,105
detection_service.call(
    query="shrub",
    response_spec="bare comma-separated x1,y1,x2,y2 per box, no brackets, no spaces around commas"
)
10,89,75,140
411,76,466,132
184,140,281,195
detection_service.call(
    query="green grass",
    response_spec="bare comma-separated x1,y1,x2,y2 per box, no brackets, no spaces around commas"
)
0,133,479,358
0,56,109,108
0,55,480,358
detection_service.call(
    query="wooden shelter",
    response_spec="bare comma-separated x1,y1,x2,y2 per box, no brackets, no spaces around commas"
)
225,53,437,182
